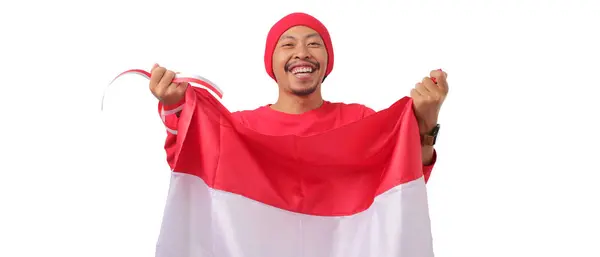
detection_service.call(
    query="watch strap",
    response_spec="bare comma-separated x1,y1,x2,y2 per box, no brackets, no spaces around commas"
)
421,124,440,146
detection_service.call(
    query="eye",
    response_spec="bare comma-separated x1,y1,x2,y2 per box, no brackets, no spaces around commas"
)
281,43,294,47
308,42,321,47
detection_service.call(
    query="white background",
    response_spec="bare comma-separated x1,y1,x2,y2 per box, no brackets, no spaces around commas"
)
1,0,599,256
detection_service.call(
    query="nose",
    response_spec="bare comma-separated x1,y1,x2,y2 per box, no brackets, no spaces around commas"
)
293,44,311,60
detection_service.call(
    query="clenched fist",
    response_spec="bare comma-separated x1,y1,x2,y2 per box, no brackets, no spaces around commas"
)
149,63,188,106
411,69,449,135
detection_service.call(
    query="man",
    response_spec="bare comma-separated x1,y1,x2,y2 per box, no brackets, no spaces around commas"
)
149,12,448,177
147,12,448,256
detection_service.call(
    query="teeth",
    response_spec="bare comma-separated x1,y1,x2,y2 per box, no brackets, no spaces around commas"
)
292,67,313,74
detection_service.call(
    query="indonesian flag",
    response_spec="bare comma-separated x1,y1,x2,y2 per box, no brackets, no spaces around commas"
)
109,70,434,257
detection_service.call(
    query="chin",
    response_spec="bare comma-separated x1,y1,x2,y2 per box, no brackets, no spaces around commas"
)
290,84,318,96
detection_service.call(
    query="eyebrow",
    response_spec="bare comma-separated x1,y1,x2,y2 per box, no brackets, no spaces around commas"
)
279,33,321,41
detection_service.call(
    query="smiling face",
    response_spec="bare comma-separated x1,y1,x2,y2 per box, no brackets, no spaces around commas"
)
272,26,328,96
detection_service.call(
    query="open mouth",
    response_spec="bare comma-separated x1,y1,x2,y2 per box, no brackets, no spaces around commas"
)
292,66,314,76
288,63,318,79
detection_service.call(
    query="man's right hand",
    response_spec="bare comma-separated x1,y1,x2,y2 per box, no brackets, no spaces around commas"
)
149,63,188,106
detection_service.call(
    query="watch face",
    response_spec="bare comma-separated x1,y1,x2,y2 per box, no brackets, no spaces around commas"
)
430,124,440,136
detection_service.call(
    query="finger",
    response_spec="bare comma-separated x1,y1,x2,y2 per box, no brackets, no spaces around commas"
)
163,82,180,96
149,66,166,91
421,77,435,88
171,82,189,98
415,82,429,96
422,77,441,97
430,71,438,84
429,69,442,83
163,82,188,102
430,69,449,94
418,79,433,92
438,75,449,94
410,88,421,98
151,63,159,72
156,70,176,96
158,70,176,88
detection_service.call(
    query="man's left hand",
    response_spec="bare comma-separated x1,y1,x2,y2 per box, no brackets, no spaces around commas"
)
410,69,449,135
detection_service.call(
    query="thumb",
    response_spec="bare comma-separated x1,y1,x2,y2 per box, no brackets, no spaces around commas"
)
151,63,159,72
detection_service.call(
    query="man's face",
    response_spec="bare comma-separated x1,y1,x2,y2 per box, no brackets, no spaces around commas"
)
272,26,328,96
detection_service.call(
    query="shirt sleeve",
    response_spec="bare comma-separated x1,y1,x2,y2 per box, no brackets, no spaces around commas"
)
158,101,184,134
158,99,185,168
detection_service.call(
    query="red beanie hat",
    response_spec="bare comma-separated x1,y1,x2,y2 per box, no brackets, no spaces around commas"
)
264,12,334,81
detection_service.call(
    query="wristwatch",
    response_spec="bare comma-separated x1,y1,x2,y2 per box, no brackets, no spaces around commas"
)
421,124,440,146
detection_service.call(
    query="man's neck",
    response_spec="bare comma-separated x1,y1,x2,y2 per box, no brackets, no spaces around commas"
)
270,93,324,115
